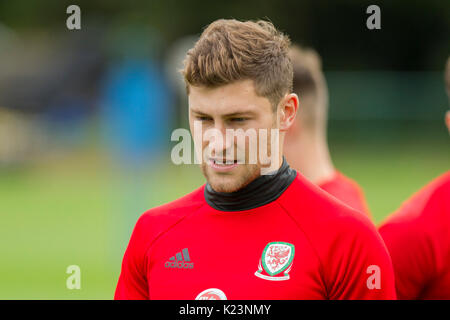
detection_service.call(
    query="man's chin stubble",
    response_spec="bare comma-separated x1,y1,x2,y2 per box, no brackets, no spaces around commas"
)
201,164,261,193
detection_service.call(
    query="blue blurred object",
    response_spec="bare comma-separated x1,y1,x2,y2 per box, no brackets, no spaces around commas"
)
100,58,172,166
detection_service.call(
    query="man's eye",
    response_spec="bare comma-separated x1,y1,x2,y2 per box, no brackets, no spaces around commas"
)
197,116,212,121
230,117,247,122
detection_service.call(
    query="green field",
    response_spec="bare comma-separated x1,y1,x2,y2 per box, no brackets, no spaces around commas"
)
0,120,448,299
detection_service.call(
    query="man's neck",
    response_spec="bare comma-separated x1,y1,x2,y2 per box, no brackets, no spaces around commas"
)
204,156,297,211
285,130,335,184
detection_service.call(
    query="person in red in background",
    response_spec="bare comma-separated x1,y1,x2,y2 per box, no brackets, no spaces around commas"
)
284,45,371,218
378,57,450,299
115,19,395,300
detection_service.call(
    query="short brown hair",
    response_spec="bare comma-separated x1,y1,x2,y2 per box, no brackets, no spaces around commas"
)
289,45,322,97
182,19,292,109
289,44,328,129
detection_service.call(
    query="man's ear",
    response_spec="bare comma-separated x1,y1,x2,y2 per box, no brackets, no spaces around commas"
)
279,93,299,132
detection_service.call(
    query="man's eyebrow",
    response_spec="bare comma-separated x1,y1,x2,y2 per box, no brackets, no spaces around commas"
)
224,111,255,117
190,109,210,116
190,109,256,117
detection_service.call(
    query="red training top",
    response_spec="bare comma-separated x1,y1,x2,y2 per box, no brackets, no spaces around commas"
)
115,172,396,300
379,171,450,299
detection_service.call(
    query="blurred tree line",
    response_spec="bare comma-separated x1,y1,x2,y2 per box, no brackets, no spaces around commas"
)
0,0,448,70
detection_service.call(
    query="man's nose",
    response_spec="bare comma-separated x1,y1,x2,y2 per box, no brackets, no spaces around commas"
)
207,123,233,155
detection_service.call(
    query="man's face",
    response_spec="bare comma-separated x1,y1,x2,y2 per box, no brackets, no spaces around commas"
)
188,79,278,193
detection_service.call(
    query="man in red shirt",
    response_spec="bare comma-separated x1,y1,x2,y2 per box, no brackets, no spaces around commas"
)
284,45,371,217
115,19,396,300
378,58,450,299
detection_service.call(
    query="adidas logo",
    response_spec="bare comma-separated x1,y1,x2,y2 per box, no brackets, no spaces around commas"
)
165,248,194,269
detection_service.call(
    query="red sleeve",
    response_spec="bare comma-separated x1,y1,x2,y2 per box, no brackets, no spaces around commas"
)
114,215,150,300
324,215,397,300
114,194,199,300
378,184,447,300
379,219,434,299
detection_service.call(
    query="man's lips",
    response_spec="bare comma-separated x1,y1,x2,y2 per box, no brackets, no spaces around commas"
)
208,158,239,171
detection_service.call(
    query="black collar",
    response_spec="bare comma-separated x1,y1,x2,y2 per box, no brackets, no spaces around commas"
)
204,157,297,212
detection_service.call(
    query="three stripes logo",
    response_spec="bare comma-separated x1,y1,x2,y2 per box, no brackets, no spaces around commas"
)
165,248,194,269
